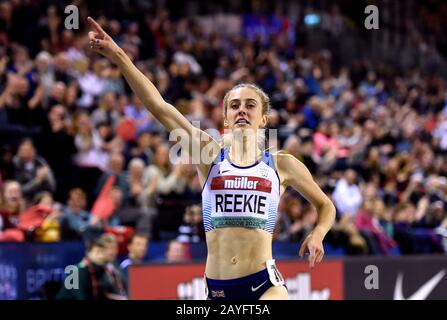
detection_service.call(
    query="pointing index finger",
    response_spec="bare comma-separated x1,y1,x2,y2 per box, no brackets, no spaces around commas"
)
87,17,104,34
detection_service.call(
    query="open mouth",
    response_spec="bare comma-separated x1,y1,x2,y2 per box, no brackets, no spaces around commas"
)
235,118,250,125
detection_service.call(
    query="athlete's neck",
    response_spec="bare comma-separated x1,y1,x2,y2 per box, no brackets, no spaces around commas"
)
229,130,262,166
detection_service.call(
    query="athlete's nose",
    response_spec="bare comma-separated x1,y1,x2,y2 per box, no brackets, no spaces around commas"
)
238,109,247,116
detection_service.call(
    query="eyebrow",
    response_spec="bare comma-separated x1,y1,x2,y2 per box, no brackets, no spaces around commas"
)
229,98,258,104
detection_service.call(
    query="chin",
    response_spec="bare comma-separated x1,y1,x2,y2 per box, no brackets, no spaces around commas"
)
232,123,255,130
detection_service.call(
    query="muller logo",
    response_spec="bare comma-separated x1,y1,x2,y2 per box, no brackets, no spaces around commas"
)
211,175,272,193
224,177,259,189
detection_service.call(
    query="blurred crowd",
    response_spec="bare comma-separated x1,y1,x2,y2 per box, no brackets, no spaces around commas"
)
0,0,446,258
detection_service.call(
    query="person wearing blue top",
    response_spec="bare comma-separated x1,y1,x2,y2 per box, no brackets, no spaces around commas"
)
119,232,149,294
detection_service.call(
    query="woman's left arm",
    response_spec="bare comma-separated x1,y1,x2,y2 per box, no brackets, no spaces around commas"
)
276,152,336,268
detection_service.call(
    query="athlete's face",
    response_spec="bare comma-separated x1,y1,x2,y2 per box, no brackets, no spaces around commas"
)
225,87,267,132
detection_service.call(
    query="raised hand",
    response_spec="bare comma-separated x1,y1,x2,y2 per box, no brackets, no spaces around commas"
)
87,17,121,63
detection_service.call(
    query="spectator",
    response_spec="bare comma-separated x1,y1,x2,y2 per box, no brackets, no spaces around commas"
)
283,135,301,159
39,104,77,200
40,104,76,169
90,186,123,231
165,239,186,263
100,233,127,299
276,198,305,242
120,232,149,293
140,144,173,217
124,131,154,166
72,111,109,170
25,191,61,242
0,73,46,129
46,81,67,109
176,204,204,243
91,91,121,129
0,145,14,181
295,136,318,175
433,113,447,150
77,59,108,108
332,169,363,218
391,199,444,254
355,199,397,255
34,51,55,104
53,52,75,86
313,121,339,158
142,144,198,239
56,238,116,300
127,158,145,207
12,139,56,201
124,94,151,130
107,159,151,235
59,188,91,241
95,152,129,202
0,180,25,241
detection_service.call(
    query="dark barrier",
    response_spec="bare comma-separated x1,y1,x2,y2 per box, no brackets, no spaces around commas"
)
129,255,447,300
0,240,345,300
343,256,447,300
2,242,445,300
130,259,344,300
0,241,181,300
0,242,85,300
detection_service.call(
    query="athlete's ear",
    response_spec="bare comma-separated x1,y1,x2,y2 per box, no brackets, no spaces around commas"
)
260,114,268,128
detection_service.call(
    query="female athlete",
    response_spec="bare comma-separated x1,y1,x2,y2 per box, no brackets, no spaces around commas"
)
87,17,336,300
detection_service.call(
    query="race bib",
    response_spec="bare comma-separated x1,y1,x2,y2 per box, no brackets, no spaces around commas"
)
209,175,272,229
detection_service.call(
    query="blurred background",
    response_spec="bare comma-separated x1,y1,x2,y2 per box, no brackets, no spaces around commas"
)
0,0,446,300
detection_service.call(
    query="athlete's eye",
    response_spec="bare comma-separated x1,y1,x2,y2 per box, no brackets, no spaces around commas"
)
231,104,238,109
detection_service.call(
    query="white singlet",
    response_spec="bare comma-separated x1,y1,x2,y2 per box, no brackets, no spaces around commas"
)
202,148,280,233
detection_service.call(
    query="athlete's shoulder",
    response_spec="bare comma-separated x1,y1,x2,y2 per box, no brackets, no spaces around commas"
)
272,150,309,180
272,150,304,167
272,150,289,157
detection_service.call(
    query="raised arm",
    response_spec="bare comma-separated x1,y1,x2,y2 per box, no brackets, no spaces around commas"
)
87,17,220,181
276,152,336,269
87,17,191,132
